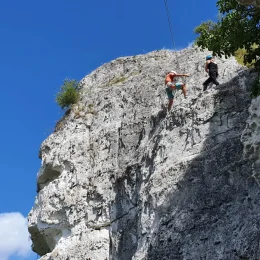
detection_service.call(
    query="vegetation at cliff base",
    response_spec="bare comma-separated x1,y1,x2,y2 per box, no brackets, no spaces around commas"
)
194,0,260,71
56,79,80,109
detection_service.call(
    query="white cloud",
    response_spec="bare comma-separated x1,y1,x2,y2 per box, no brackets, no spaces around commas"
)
0,212,32,260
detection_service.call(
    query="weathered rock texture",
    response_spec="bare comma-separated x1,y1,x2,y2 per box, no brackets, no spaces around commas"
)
28,47,260,260
238,0,260,7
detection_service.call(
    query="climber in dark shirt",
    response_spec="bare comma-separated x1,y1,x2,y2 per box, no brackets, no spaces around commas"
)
203,55,219,91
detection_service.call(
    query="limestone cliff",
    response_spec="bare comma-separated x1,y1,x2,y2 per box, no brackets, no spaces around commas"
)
28,47,260,260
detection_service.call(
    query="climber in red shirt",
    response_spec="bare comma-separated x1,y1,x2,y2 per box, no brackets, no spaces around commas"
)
165,71,189,111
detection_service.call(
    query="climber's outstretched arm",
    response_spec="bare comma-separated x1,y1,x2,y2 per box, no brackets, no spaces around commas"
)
175,73,190,77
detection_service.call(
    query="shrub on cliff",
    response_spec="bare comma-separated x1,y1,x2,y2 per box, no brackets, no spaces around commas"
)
56,79,80,109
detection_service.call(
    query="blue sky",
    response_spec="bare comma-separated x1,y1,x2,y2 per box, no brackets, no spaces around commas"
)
0,0,218,259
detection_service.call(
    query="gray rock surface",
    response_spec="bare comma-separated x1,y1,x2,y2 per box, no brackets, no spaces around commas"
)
28,47,260,260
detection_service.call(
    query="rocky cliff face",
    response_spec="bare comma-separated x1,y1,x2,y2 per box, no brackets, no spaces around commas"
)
28,47,260,260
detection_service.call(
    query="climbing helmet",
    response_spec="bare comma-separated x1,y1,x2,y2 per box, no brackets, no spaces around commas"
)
206,55,213,60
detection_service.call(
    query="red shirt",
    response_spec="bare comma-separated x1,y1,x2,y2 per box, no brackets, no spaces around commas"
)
165,73,176,85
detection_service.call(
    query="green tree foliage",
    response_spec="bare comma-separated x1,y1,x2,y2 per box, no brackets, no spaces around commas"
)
56,79,80,109
195,0,260,70
234,45,257,68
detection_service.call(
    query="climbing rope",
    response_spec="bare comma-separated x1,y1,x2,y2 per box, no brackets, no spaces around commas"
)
163,0,181,71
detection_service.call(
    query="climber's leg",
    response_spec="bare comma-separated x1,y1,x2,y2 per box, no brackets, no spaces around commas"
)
209,71,219,85
166,85,175,111
181,84,187,98
203,77,212,91
174,83,187,99
168,98,174,111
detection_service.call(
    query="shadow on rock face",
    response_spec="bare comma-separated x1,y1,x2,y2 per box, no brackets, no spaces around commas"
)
109,108,167,260
145,73,260,259
110,164,142,260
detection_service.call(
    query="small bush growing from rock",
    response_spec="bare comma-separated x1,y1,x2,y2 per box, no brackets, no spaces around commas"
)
56,79,80,109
